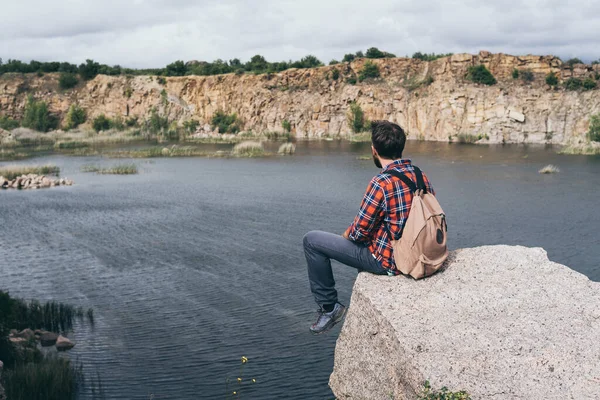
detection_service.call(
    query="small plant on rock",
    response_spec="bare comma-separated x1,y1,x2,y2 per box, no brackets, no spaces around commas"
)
545,72,558,86
588,113,600,142
418,380,471,400
466,65,497,85
282,119,292,133
359,61,380,82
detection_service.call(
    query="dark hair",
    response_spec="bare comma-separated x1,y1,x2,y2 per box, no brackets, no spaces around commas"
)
371,120,406,159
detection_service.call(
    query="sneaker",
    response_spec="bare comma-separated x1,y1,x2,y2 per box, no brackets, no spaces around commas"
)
309,303,347,335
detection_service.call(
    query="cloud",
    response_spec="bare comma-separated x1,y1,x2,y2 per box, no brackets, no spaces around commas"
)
1,0,598,68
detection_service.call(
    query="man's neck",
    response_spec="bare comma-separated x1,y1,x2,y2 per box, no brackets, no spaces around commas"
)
379,158,398,170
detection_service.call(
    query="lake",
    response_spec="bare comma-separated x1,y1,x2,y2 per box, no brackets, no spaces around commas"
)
1,140,599,399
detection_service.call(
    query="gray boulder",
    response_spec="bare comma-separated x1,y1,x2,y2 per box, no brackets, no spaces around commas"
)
329,245,600,400
40,332,59,347
55,335,76,351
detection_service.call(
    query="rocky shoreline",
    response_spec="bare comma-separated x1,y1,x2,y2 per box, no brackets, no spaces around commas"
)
0,174,73,190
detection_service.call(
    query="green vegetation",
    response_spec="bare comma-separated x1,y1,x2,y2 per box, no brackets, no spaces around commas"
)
456,133,488,143
211,110,241,134
346,77,357,85
124,87,133,98
588,113,600,142
0,164,59,180
81,163,138,174
520,70,534,82
183,119,200,134
404,75,434,91
365,47,396,59
466,65,497,85
583,77,597,90
0,114,19,130
63,104,86,130
359,61,380,82
412,52,453,61
58,72,78,90
282,119,292,133
21,96,58,132
565,58,583,68
347,102,370,133
558,143,600,155
92,114,112,132
546,72,559,86
3,355,84,400
231,141,265,157
331,68,340,80
418,380,471,400
512,69,519,79
564,78,582,90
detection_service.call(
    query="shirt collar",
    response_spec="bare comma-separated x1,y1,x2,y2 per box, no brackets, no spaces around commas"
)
381,159,412,172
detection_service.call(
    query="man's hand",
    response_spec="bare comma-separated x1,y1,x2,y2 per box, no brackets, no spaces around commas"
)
342,231,350,240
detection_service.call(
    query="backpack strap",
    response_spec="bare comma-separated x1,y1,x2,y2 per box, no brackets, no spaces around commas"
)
386,167,427,193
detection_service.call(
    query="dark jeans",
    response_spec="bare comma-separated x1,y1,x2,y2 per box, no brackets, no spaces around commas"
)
303,230,388,306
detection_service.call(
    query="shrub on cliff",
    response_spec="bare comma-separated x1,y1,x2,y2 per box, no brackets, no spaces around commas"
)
564,78,582,90
291,55,323,69
211,110,241,134
63,104,86,130
332,68,340,80
412,52,453,61
565,58,583,68
92,114,111,132
512,69,519,79
0,114,19,130
545,72,559,86
466,65,496,85
359,61,380,82
588,114,600,142
520,70,534,82
282,119,292,133
347,102,370,133
165,60,187,76
365,47,395,59
58,72,79,90
583,77,597,90
21,96,58,132
342,53,356,63
78,59,100,80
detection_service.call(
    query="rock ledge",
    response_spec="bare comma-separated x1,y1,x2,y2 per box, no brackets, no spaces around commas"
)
330,245,600,399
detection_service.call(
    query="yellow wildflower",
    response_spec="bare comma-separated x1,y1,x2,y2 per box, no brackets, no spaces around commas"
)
241,356,248,364
237,377,242,382
233,391,237,395
252,378,256,383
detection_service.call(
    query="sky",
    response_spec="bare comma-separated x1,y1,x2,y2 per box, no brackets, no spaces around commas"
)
1,0,599,68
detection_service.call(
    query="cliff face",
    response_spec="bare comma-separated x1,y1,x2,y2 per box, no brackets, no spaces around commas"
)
1,52,600,144
329,246,600,400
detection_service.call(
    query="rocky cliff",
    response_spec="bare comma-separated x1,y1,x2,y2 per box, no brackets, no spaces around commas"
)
1,52,600,144
329,246,600,399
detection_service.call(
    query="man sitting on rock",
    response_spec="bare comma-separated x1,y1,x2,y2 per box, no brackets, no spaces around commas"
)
303,120,435,334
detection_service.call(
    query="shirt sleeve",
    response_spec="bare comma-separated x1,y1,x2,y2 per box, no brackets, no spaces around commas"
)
344,177,385,243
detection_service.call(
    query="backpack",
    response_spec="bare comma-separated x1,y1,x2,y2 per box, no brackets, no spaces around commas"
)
386,167,448,279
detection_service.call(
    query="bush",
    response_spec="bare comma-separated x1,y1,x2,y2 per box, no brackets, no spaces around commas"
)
332,68,340,80
92,114,111,132
412,52,453,61
583,77,597,90
165,60,186,76
342,53,356,63
546,72,558,86
564,78,582,90
466,65,497,85
0,114,20,130
419,380,470,400
512,69,519,79
520,70,534,82
64,104,86,130
282,119,292,133
329,60,339,65
588,113,600,142
21,96,58,132
145,109,170,135
565,58,583,68
183,119,200,134
157,76,167,85
211,110,241,134
347,102,370,133
58,72,78,90
346,77,357,85
231,141,264,157
78,59,100,80
358,61,380,81
365,47,395,59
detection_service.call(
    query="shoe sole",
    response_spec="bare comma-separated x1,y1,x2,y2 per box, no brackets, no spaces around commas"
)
310,306,347,335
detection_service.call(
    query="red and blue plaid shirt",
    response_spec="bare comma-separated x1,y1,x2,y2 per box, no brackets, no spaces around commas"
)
344,159,435,274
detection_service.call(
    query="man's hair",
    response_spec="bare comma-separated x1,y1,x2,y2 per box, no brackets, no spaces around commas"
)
371,120,406,159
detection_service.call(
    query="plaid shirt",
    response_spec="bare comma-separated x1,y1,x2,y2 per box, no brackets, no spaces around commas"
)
344,159,435,274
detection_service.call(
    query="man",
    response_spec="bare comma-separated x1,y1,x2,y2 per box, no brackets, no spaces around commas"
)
303,120,435,334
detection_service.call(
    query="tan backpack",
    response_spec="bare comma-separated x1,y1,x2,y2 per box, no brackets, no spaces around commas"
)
387,167,448,279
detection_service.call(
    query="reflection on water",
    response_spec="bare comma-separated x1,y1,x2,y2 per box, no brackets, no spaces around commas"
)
0,140,599,399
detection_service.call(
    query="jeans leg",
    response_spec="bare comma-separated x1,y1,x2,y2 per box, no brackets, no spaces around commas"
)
303,230,387,306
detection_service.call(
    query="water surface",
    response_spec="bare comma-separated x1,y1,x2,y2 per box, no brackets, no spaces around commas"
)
1,141,598,399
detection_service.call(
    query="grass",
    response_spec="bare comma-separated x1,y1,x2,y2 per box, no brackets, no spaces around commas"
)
418,380,471,400
357,155,371,160
3,354,84,400
539,164,560,174
456,133,489,144
232,141,265,157
277,142,296,155
81,164,138,174
558,143,600,155
0,164,60,180
347,132,372,142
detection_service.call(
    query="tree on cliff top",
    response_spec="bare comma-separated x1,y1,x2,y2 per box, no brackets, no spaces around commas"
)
466,65,497,85
79,59,100,80
165,60,187,76
366,47,396,59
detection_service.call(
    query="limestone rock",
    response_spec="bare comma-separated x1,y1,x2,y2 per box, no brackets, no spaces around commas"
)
330,245,600,400
55,335,76,351
40,332,59,347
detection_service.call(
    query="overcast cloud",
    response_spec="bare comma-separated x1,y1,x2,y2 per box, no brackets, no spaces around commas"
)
1,0,598,68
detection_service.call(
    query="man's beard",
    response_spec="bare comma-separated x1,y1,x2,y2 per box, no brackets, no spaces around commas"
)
373,154,382,168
